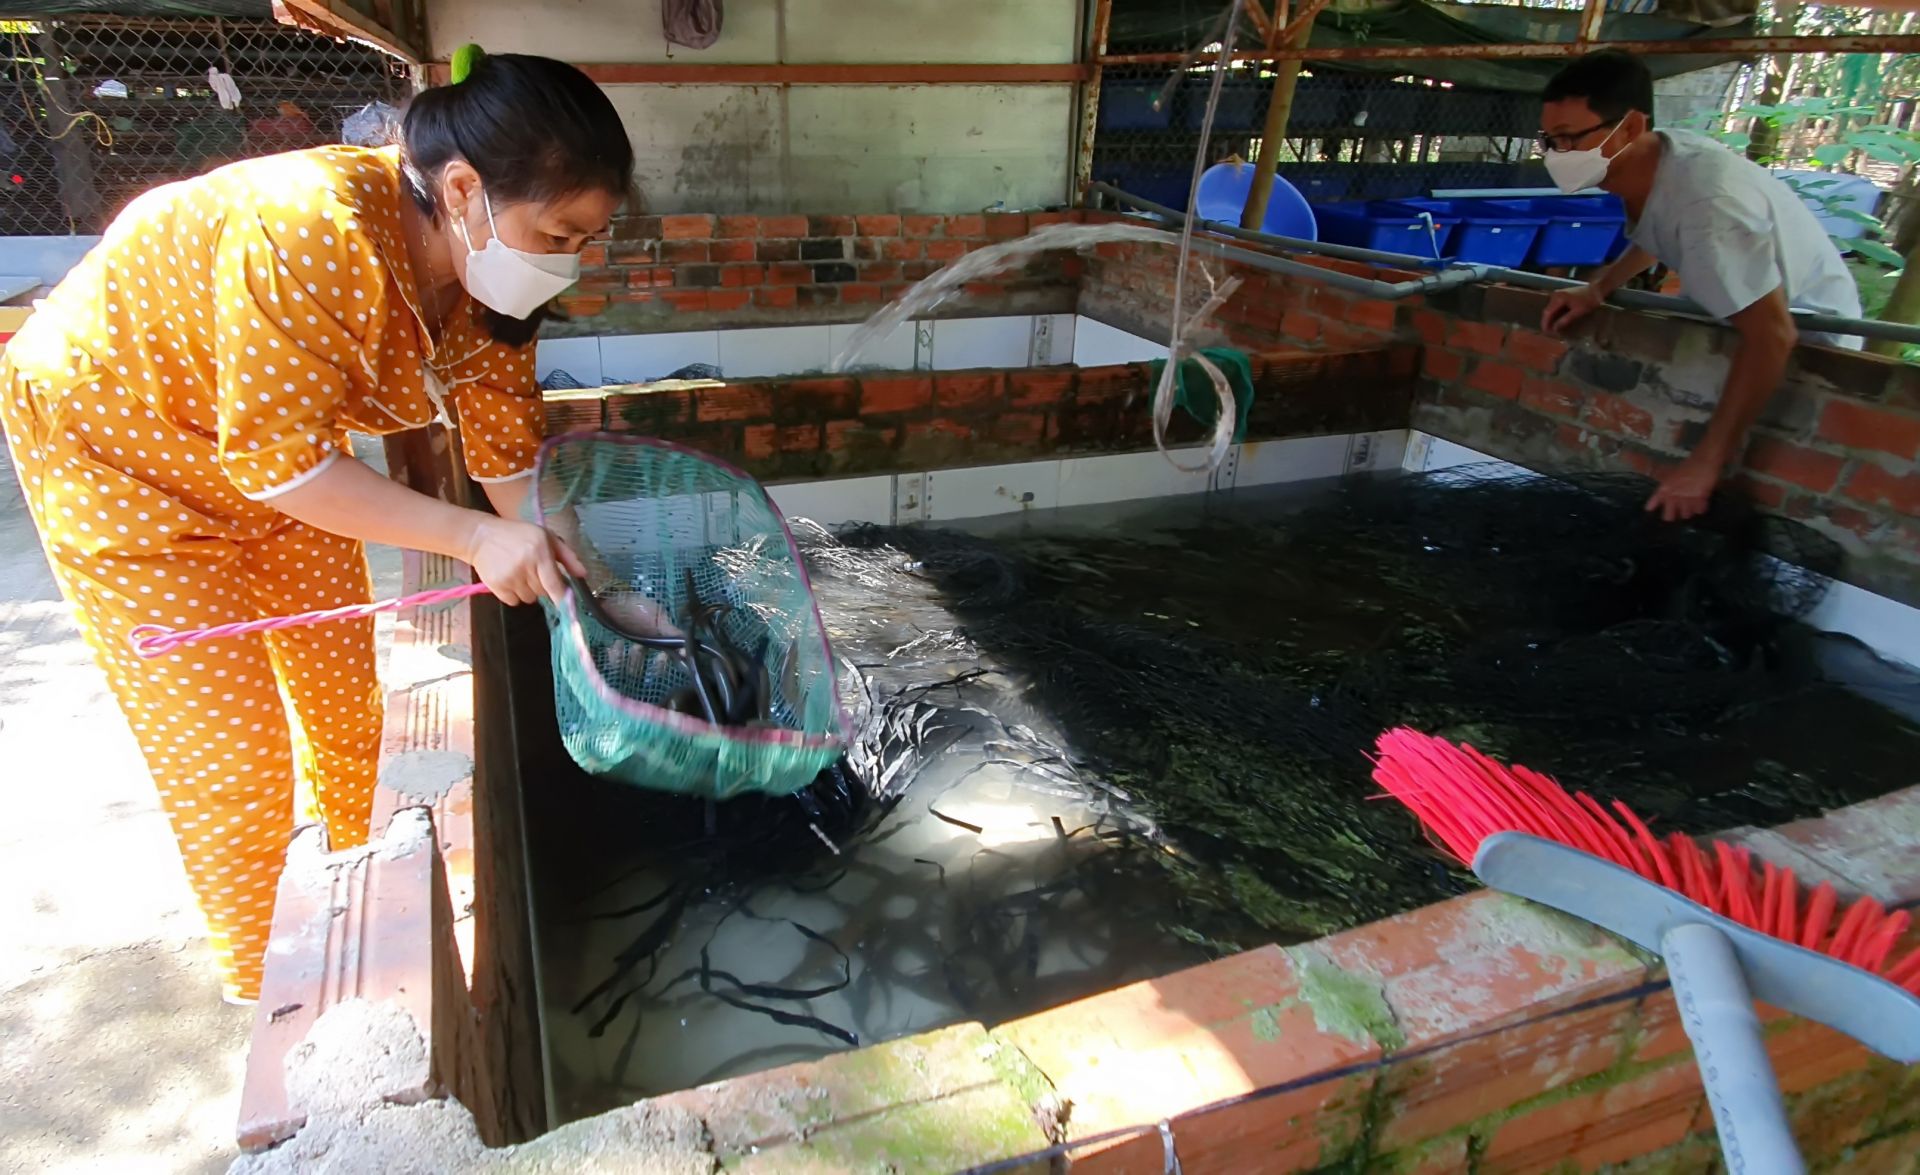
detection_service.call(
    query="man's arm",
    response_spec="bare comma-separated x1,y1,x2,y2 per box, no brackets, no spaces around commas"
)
1542,244,1658,334
1646,285,1797,522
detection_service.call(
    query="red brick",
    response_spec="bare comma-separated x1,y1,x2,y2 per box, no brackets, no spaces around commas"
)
860,375,934,415
1582,391,1654,439
906,418,976,443
662,240,710,264
825,419,897,452
854,214,901,236
841,283,887,305
1281,311,1323,343
743,423,777,461
1342,297,1398,332
781,377,859,417
882,239,923,261
756,239,798,263
1727,474,1790,510
945,214,986,239
1818,400,1920,460
766,263,811,286
1424,348,1465,383
758,215,809,239
717,215,758,239
860,262,902,284
1745,437,1847,494
1009,369,1075,409
662,214,714,240
984,213,1029,239
610,240,657,265
558,294,607,316
719,265,763,288
962,281,1006,300
1507,330,1571,374
904,260,941,281
776,423,822,453
992,413,1048,447
708,290,751,312
1028,211,1074,228
1076,364,1143,403
710,239,757,263
1467,360,1526,400
1449,319,1509,357
698,386,773,422
626,268,664,289
662,289,710,313
1842,459,1920,514
935,372,1006,409
925,240,969,262
754,286,797,309
809,215,856,237
1520,378,1582,420
902,215,943,238
578,243,608,269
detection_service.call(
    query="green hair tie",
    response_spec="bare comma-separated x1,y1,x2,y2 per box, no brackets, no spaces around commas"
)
450,43,484,84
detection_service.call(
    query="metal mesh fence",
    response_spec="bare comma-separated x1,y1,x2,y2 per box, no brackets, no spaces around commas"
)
1093,63,1552,210
0,16,411,236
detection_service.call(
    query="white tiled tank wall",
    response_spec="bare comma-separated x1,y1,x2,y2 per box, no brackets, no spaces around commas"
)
535,314,1104,388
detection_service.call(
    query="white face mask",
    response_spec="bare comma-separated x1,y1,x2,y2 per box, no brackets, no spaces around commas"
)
454,191,581,320
1543,121,1624,195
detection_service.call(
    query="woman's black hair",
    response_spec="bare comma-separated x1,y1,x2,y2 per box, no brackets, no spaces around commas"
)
400,49,635,346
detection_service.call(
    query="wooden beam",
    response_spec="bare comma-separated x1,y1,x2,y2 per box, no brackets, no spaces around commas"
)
1243,1,1274,48
422,61,1091,86
272,0,422,63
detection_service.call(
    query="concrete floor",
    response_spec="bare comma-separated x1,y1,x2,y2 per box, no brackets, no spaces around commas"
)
0,437,402,1175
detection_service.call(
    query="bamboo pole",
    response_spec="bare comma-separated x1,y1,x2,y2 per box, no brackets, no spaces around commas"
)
1240,0,1325,230
1868,238,1920,359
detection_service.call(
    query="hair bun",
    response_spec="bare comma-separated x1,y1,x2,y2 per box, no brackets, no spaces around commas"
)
450,43,485,84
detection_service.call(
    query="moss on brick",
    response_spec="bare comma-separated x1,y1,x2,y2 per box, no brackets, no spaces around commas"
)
1284,948,1404,1052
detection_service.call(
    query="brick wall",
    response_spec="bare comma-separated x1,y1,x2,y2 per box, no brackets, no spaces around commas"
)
1076,226,1920,608
542,347,1418,482
554,212,1083,335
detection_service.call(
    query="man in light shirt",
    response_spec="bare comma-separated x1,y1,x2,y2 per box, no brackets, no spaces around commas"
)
1536,50,1863,522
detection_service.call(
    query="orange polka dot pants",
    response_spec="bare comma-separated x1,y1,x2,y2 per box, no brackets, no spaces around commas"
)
2,367,382,1002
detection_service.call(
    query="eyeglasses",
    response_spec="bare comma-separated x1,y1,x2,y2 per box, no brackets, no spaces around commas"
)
1537,119,1619,155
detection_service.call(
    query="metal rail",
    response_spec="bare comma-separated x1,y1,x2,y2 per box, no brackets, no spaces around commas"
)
1097,33,1920,66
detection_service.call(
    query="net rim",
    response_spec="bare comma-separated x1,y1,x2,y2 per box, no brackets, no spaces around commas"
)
530,430,855,749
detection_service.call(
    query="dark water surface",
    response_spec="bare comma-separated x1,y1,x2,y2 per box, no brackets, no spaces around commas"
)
521,470,1920,1122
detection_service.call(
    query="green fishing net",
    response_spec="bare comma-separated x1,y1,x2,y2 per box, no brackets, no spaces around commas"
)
530,433,849,799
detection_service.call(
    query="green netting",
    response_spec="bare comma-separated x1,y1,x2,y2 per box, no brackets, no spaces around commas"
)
531,433,848,799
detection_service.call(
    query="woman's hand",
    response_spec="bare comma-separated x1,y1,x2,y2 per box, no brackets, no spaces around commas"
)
463,515,589,605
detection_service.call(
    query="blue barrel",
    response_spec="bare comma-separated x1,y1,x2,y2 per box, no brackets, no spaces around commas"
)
1192,161,1319,241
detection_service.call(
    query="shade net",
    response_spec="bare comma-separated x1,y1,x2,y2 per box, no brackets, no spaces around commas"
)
531,434,847,799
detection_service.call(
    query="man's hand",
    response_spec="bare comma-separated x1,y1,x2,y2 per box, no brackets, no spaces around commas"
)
1542,283,1605,336
1645,450,1721,522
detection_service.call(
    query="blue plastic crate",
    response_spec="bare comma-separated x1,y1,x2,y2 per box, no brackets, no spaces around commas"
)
1311,202,1459,260
1381,198,1544,269
1483,195,1627,268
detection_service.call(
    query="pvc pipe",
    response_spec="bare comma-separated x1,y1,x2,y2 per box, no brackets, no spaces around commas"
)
1430,187,1607,198
1662,922,1807,1175
1088,182,1920,346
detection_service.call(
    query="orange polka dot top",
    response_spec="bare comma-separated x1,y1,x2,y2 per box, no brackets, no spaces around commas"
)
9,145,540,505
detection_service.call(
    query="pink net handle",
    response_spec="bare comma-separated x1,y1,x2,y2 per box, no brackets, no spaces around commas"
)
127,582,494,659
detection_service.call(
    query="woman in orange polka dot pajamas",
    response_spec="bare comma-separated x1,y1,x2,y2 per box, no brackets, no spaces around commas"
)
0,50,632,1003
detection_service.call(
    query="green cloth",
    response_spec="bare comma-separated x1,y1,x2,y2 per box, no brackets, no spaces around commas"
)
1150,347,1255,444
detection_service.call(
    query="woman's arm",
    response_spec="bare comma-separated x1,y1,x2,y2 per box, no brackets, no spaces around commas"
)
269,456,583,604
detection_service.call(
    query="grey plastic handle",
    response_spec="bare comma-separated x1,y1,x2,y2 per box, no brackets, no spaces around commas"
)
1473,832,1920,1063
1663,922,1806,1175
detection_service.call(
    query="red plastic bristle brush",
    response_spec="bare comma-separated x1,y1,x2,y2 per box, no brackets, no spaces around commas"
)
1373,728,1920,1175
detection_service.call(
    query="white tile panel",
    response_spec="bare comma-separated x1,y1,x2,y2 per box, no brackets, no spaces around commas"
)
598,332,722,385
535,337,603,389
766,476,896,529
1056,448,1211,508
718,325,832,379
1071,316,1168,366
930,316,1034,371
925,460,1062,521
